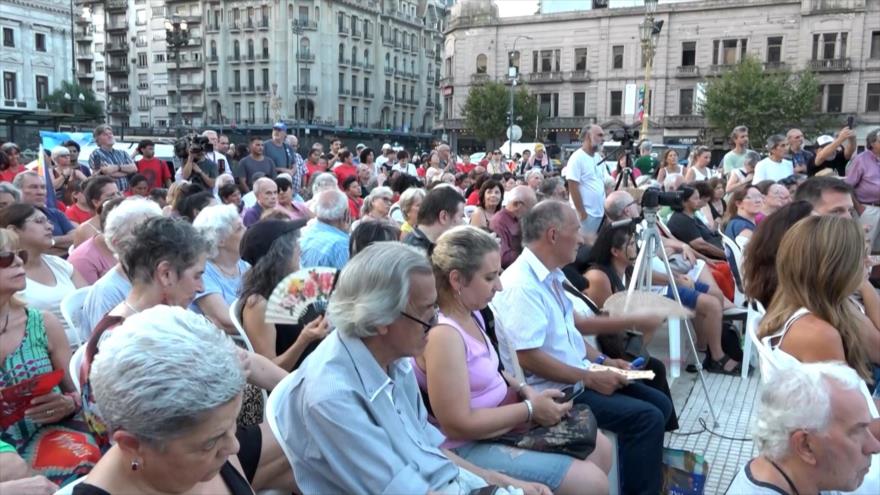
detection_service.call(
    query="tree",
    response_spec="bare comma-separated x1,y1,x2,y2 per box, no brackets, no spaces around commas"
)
702,56,825,148
462,81,539,149
44,81,104,121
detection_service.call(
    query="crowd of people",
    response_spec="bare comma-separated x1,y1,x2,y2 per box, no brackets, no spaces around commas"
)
0,119,878,494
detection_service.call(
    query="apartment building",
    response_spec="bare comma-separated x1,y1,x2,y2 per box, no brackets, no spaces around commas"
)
439,0,880,149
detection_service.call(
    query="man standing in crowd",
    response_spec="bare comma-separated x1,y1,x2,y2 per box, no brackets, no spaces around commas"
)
180,138,218,190
326,138,342,163
353,143,366,165
237,137,277,192
490,200,672,495
566,124,607,235
393,150,417,177
277,242,544,495
491,185,537,269
728,362,879,494
299,189,351,270
286,134,308,197
722,125,750,174
403,185,466,253
241,177,278,227
845,129,880,252
784,128,813,175
135,140,171,190
437,143,454,170
62,139,91,177
263,122,294,176
376,143,393,170
12,171,75,253
813,125,857,176
633,140,657,176
88,124,137,191
201,130,231,175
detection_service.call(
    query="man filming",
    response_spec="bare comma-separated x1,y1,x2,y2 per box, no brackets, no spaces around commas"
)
180,137,218,190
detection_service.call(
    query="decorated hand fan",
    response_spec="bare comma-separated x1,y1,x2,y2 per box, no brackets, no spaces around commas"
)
0,369,64,428
266,267,338,325
602,291,694,319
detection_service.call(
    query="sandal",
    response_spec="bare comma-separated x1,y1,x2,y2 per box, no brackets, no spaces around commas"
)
686,347,710,373
702,354,742,376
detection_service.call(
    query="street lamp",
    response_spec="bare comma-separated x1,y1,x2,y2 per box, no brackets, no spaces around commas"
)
508,35,531,161
639,0,663,138
291,21,303,123
165,17,189,134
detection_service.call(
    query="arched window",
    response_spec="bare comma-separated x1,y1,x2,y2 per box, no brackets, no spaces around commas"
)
262,38,269,58
247,39,255,58
315,6,319,21
476,54,487,74
288,4,293,18
233,40,240,59
385,53,390,65
351,46,357,64
410,59,415,72
301,37,310,53
338,43,344,62
210,40,217,58
394,56,398,70
364,48,369,61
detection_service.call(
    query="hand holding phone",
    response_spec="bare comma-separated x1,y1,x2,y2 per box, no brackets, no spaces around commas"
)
556,381,585,403
847,115,855,129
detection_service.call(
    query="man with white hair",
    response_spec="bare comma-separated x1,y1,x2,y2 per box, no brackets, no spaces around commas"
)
729,362,880,494
276,243,549,494
241,177,278,227
201,130,231,174
566,124,607,235
525,169,544,192
490,185,537,268
298,189,350,269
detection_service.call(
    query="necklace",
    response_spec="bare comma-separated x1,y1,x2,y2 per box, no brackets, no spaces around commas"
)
215,261,240,278
123,301,141,314
767,458,801,495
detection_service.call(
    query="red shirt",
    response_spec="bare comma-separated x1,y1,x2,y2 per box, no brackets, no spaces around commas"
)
66,203,93,223
466,190,480,206
136,157,171,189
0,164,26,183
457,163,476,175
333,163,358,184
305,162,327,185
348,196,362,220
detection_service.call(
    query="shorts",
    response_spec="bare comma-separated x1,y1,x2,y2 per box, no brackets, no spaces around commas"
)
666,281,709,309
235,423,262,484
452,442,574,491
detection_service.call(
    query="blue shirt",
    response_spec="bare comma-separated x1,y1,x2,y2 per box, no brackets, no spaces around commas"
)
724,215,756,240
88,146,134,191
299,221,350,270
44,206,74,236
241,204,264,228
191,259,251,313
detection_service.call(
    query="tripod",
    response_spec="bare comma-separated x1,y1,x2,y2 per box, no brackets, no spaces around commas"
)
623,206,720,427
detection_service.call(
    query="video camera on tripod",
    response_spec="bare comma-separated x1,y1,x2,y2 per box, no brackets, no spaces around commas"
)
603,124,641,190
609,187,684,229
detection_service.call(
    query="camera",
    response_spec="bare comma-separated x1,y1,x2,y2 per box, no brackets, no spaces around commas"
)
174,135,213,160
608,124,640,154
641,187,683,209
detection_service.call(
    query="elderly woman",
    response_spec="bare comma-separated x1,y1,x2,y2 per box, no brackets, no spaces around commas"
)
0,230,100,486
525,169,544,192
275,176,312,221
76,307,255,495
49,146,87,206
239,221,330,373
391,187,425,238
355,186,393,228
68,197,124,285
469,179,503,231
726,150,759,194
0,204,87,345
414,226,612,494
0,183,20,209
72,176,121,248
192,204,250,334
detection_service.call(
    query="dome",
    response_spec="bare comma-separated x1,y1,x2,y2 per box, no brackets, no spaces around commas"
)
450,0,499,23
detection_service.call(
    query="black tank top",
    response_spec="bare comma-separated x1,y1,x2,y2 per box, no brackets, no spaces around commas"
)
72,461,253,495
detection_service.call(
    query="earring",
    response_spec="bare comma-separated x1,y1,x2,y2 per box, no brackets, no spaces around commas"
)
131,459,141,471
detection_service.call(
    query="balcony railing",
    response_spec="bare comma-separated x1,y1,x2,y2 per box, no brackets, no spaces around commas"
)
106,42,128,52
384,93,393,102
338,25,350,36
168,83,203,92
177,60,204,69
526,71,563,83
228,86,242,94
439,76,454,86
207,86,220,93
707,63,736,75
384,67,394,76
76,69,94,78
297,52,315,62
675,65,700,78
363,92,375,99
363,63,374,72
106,63,129,73
107,0,127,11
351,60,362,70
294,85,318,95
229,21,241,32
567,70,592,82
470,73,490,85
662,115,707,128
339,58,350,67
76,50,93,59
339,89,351,96
108,84,129,93
292,19,318,31
108,104,130,114
257,18,269,30
808,57,851,72
106,22,127,31
763,61,788,71
352,28,361,38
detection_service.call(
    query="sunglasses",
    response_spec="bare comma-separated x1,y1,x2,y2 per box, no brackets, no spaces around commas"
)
0,250,28,268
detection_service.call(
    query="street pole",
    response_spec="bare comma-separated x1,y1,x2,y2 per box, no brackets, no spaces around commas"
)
640,49,653,138
291,21,303,124
507,35,531,160
165,17,189,136
69,0,76,83
639,0,661,139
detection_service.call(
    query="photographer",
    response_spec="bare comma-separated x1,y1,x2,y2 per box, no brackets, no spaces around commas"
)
179,136,219,190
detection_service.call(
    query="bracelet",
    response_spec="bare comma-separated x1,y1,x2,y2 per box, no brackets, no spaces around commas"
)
523,399,533,423
595,354,607,365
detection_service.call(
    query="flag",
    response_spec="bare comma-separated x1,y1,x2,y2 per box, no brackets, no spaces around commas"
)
637,85,645,123
38,131,95,209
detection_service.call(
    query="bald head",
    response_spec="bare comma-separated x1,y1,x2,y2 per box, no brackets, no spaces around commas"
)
506,185,537,217
605,190,636,221
254,177,278,209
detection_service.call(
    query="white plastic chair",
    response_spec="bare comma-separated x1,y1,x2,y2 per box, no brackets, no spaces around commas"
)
228,297,268,415
54,476,87,495
265,372,299,472
719,232,746,307
746,301,781,383
60,286,91,347
69,344,87,394
743,300,766,380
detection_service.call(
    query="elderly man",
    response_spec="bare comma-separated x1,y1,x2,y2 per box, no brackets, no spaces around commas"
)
729,362,880,494
845,129,880,253
241,177,278,227
12,171,75,252
491,185,536,268
262,122,294,176
784,128,813,175
525,169,543,192
88,124,137,191
298,189,351,270
490,200,672,495
201,130,231,174
565,125,607,235
277,242,548,494
285,134,308,197
403,185,465,253
761,183,792,220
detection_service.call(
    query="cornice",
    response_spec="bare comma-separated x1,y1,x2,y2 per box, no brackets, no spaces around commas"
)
2,0,73,17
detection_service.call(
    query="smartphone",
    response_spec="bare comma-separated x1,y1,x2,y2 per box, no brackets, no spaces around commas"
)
556,381,585,403
846,115,854,129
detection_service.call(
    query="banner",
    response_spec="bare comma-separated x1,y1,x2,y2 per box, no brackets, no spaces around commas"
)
38,131,95,208
637,85,645,123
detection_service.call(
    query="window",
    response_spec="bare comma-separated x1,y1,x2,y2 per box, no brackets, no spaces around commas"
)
139,95,149,108
679,88,694,115
352,75,357,93
538,93,558,117
137,52,148,67
35,75,48,102
135,9,146,25
262,101,269,122
151,6,164,16
539,50,554,72
154,97,167,106
574,48,587,71
261,68,268,89
210,70,217,89
248,102,255,122
96,61,104,71
610,90,622,116
338,104,345,125
826,84,843,113
234,102,241,121
813,32,847,60
262,38,269,58
476,54,487,74
351,105,356,124
338,72,344,91
722,39,737,65
363,77,369,94
247,69,254,89
871,31,880,59
363,107,369,126
233,69,240,89
154,53,165,63
2,27,13,47
573,92,585,116
681,42,696,66
247,39,254,58
35,33,46,52
766,37,782,64
612,46,624,69
508,50,520,69
138,73,148,89
866,83,880,112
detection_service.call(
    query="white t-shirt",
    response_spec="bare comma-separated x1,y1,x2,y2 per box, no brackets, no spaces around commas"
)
393,162,418,176
753,158,794,183
19,255,78,345
564,148,606,218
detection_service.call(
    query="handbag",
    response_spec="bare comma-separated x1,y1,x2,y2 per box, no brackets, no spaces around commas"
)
489,403,598,460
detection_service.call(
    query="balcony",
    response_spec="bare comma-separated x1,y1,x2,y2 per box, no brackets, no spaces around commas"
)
108,84,129,94
352,28,361,39
177,60,204,70
384,67,394,76
137,105,150,111
106,0,127,11
339,89,351,96
229,21,241,32
426,48,437,58
206,23,220,33
382,37,393,48
567,70,592,82
297,51,315,63
180,15,201,24
207,55,219,64
363,63,374,72
470,73,491,85
662,115,707,128
808,0,866,14
106,63,129,74
106,22,127,32
243,20,256,31
207,86,220,94
384,93,393,102
294,85,318,95
808,57,851,72
76,69,94,79
426,100,434,108
364,92,375,100
339,58,350,67
76,50,93,60
364,32,373,43
108,103,130,114
243,86,257,94
351,90,363,98
168,83,203,92
542,116,594,129
338,25,350,36
257,18,269,30
228,86,242,94
427,73,435,82
106,42,128,53
763,61,789,72
351,60,362,70
227,55,242,64
439,76,454,86
676,66,700,78
526,71,563,83
76,29,93,41
291,19,317,31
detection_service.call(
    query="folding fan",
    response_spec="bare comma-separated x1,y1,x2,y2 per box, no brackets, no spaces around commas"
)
602,291,694,320
265,267,338,325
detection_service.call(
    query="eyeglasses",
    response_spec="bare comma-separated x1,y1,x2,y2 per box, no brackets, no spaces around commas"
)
400,307,440,333
0,250,28,268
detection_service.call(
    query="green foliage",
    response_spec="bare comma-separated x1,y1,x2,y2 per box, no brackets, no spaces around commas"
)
461,81,539,147
44,81,104,121
703,56,824,148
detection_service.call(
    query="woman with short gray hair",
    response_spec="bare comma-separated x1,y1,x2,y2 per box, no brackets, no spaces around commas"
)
0,182,21,209
78,306,255,495
49,145,87,206
391,186,426,238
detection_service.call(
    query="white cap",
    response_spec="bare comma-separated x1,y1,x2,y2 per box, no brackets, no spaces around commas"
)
356,143,366,150
816,135,834,147
381,143,392,151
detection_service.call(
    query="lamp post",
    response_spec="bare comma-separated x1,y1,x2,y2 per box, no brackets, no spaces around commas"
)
165,17,189,134
291,21,303,123
507,35,531,161
639,0,662,139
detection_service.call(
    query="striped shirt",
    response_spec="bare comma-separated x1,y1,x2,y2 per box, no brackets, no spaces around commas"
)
88,147,134,191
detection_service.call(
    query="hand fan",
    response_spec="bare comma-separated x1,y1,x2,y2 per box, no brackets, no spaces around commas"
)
0,369,64,428
266,267,338,325
602,291,694,319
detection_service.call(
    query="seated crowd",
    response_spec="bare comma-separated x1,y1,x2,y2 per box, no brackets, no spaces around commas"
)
0,121,878,495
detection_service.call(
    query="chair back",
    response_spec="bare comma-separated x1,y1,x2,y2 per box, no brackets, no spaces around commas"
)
60,286,91,347
54,475,87,495
69,344,87,394
746,300,779,382
265,373,299,470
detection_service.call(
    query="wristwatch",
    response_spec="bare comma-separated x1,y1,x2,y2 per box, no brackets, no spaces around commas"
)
595,354,607,365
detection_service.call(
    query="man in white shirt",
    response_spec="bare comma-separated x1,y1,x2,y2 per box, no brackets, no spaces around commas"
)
754,134,795,183
201,130,231,175
565,125,607,235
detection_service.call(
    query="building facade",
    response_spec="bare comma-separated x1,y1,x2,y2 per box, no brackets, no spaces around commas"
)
0,0,75,115
439,0,880,150
71,0,445,142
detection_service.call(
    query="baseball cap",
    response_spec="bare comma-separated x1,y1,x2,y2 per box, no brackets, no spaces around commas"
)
381,143,392,151
239,219,307,265
272,122,288,132
815,135,834,147
356,143,366,150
